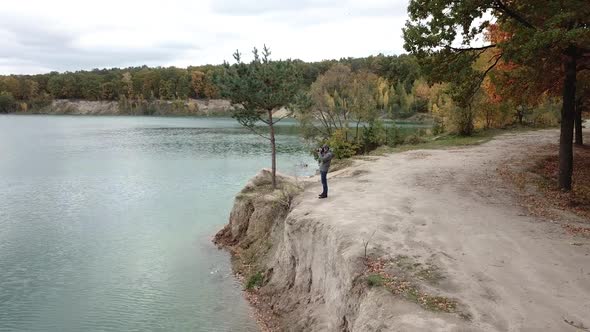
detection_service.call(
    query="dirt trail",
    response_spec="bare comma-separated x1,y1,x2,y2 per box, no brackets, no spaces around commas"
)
295,129,590,331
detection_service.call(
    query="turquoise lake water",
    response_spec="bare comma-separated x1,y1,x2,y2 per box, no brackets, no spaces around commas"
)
0,115,315,332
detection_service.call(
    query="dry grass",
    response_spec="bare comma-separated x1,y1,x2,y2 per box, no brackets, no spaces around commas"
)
364,257,466,317
533,145,590,220
498,141,590,238
329,158,354,172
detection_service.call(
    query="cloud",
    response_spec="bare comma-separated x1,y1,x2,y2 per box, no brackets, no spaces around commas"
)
210,0,340,15
0,0,410,75
211,0,407,16
0,24,197,73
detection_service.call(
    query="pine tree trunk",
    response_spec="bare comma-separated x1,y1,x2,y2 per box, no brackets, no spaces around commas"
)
268,109,277,189
574,98,583,146
558,52,577,191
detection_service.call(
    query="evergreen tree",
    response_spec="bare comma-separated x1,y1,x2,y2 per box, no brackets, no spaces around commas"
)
219,46,302,189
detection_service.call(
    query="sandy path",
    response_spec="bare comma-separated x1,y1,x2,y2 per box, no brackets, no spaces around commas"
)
296,129,590,331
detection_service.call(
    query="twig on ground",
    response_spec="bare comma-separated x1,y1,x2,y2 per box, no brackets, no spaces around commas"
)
362,231,377,259
563,317,589,331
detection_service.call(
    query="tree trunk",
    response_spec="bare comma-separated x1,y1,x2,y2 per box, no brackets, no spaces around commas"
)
268,109,277,189
558,51,577,191
574,98,583,146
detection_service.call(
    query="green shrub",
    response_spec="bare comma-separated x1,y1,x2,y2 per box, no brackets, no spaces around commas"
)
361,121,386,153
404,134,426,145
411,97,429,113
143,103,158,115
432,117,445,135
245,271,264,290
0,92,16,113
385,126,405,147
449,107,475,136
527,101,560,127
172,99,185,112
326,129,359,159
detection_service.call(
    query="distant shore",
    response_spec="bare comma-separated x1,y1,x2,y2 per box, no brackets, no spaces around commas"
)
5,99,304,119
9,98,233,117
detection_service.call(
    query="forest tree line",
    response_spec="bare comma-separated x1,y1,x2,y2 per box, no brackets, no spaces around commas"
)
0,50,567,135
0,54,425,116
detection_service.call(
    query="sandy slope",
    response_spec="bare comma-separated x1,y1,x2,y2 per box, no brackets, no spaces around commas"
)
294,129,590,331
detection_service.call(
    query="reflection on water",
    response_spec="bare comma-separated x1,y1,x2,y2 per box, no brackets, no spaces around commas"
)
0,115,315,332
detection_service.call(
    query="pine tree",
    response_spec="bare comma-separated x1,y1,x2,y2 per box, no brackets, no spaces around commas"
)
219,46,302,189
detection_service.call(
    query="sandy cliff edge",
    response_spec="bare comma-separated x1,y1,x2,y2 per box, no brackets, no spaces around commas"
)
214,129,590,332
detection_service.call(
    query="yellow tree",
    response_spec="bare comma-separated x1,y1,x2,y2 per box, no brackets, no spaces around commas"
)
190,71,205,98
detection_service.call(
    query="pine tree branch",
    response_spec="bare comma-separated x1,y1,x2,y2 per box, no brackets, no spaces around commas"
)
243,124,271,141
492,1,537,30
272,112,293,125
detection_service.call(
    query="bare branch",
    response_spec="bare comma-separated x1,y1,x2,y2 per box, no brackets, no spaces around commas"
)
449,44,496,52
470,53,504,103
316,107,332,135
480,53,503,81
562,317,589,331
362,231,377,259
324,108,340,132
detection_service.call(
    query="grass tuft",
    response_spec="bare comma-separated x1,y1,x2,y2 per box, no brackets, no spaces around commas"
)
246,271,264,290
364,257,467,318
366,274,385,287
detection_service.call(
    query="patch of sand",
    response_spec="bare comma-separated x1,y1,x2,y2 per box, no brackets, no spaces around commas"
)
296,129,590,330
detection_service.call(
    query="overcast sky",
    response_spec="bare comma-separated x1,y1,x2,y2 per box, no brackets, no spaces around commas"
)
0,0,410,75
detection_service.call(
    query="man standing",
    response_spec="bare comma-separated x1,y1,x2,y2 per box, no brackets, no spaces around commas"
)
318,144,334,199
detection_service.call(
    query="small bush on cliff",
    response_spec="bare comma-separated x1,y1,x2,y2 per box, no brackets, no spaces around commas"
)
325,129,359,159
246,271,264,290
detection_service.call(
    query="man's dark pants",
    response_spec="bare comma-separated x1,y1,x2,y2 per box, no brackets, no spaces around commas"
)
320,171,328,196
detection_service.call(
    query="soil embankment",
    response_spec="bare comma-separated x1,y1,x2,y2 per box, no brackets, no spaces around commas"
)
19,99,294,117
22,99,233,116
216,129,590,331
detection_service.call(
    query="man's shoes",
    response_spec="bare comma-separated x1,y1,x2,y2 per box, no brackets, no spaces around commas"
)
318,194,327,199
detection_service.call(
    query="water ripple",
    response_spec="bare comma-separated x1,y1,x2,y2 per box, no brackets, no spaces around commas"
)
0,116,314,331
